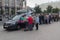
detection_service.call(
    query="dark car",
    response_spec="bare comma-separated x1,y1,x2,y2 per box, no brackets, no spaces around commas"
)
3,9,34,30
3,14,25,30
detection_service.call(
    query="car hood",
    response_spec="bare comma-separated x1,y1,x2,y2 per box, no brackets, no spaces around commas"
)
5,20,17,24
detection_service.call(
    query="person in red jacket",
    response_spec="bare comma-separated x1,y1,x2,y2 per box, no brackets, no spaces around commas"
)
27,15,34,31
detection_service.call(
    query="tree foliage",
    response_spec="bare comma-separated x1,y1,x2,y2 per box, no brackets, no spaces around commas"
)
52,8,59,13
0,8,4,15
46,5,53,13
34,5,42,13
11,9,15,15
43,10,47,13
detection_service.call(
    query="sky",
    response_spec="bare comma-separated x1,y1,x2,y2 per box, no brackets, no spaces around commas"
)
27,0,60,8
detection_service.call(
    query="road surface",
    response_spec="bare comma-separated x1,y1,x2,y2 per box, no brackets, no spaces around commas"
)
0,20,60,40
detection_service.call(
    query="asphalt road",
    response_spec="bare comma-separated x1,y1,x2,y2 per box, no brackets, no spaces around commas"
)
0,20,60,40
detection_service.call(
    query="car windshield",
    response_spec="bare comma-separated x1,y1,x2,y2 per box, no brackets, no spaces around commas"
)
17,9,27,15
12,15,21,21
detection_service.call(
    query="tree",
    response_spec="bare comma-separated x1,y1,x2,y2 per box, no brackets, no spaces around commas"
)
34,5,42,13
11,9,15,15
43,10,47,13
46,5,53,13
52,8,59,13
1,9,4,15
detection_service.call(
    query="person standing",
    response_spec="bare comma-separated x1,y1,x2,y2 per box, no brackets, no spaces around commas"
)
39,14,42,24
19,15,26,29
49,14,51,24
44,14,48,24
35,15,39,30
27,15,34,31
45,14,49,24
39,14,44,24
41,14,45,24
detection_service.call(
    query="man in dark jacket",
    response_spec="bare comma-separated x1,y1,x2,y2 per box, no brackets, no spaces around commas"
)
41,14,45,24
39,14,42,24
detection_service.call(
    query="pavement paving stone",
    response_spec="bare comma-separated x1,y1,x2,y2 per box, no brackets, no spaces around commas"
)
0,21,60,40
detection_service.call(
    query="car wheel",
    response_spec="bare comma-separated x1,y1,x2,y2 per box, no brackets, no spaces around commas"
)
0,19,2,21
16,25,21,30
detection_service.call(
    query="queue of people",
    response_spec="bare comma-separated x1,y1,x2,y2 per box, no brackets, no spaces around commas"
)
18,13,59,31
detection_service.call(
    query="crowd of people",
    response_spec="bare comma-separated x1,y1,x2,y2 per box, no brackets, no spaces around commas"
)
18,13,60,31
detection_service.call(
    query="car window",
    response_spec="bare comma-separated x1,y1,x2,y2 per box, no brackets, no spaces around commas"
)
12,15,21,21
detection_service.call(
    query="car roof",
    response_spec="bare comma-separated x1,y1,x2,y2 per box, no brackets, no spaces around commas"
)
16,14,26,17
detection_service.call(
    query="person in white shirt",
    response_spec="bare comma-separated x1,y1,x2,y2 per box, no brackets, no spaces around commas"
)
35,15,39,30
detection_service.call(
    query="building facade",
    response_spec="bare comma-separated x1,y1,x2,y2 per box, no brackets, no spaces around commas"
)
0,0,26,15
